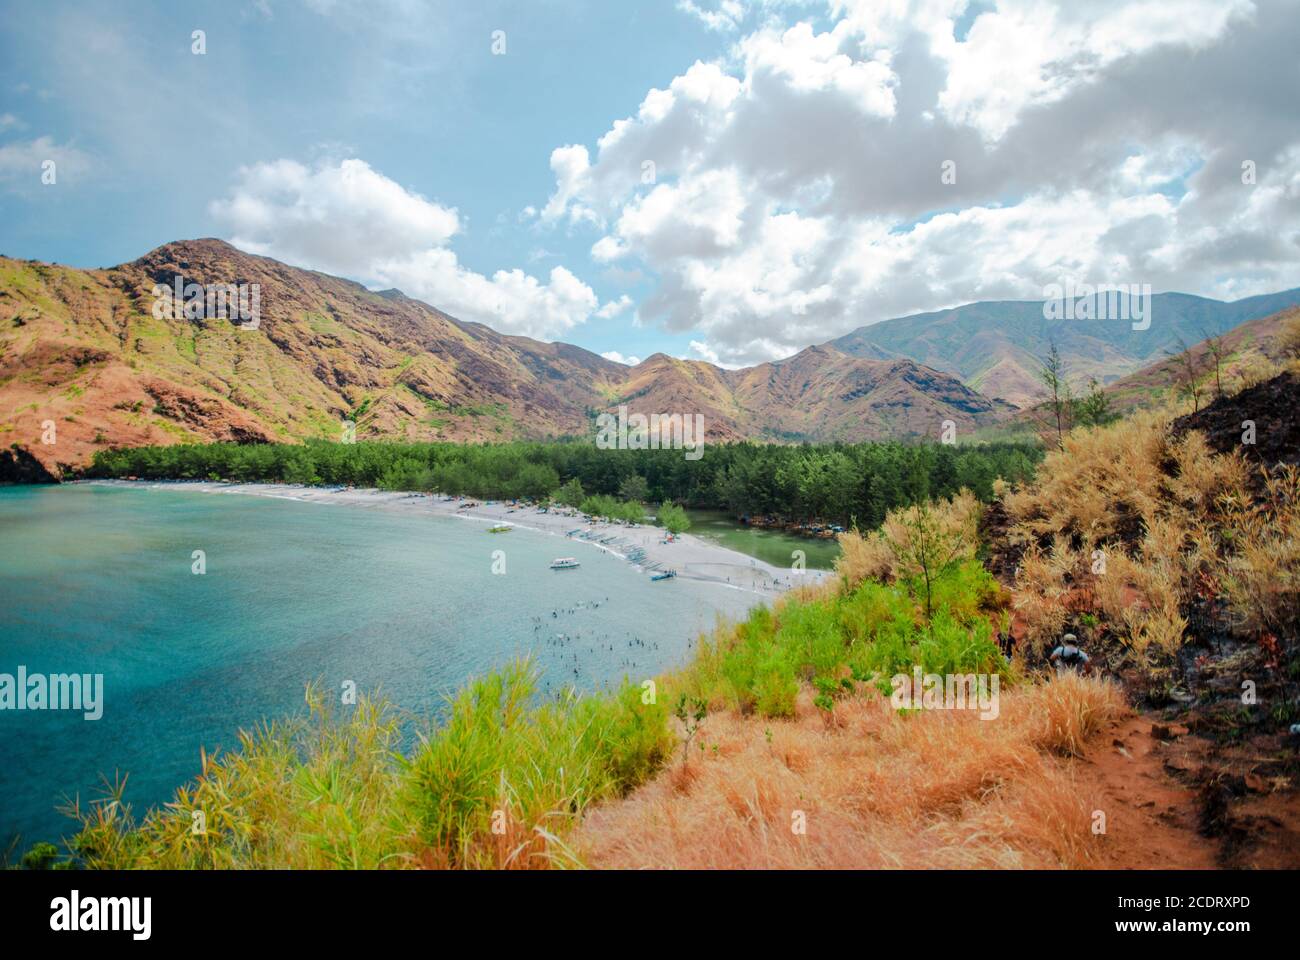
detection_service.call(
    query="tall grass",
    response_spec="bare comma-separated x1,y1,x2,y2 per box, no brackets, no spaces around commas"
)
395,662,670,868
48,483,1136,870
672,559,1010,720
1001,404,1300,683
68,688,403,869
573,673,1128,869
63,665,671,870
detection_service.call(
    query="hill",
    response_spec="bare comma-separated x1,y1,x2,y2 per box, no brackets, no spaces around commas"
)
1101,306,1299,414
828,289,1300,407
618,345,1004,443
0,240,1006,478
986,305,1299,440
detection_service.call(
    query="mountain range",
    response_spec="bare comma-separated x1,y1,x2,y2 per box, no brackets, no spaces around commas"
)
1,238,1296,478
829,288,1300,407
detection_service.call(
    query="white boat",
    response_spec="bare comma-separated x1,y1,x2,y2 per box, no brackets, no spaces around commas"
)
549,557,581,570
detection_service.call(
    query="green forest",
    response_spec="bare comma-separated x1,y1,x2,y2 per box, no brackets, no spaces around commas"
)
88,439,1042,528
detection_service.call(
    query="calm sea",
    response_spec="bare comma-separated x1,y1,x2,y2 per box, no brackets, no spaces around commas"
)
0,483,759,850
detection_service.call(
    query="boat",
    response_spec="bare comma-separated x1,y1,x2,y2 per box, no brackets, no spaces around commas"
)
487,524,512,533
549,557,581,570
650,570,677,581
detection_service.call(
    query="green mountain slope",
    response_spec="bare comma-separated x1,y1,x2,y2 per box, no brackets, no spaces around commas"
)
0,240,1008,477
829,289,1300,406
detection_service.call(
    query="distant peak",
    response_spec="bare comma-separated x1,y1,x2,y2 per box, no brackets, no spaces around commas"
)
144,238,239,257
125,238,254,271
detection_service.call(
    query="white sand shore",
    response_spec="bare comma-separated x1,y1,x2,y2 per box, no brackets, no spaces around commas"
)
84,480,832,599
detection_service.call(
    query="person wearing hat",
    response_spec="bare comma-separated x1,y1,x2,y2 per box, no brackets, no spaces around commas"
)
1049,633,1091,673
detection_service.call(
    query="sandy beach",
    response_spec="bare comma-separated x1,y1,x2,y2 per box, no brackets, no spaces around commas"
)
84,480,832,599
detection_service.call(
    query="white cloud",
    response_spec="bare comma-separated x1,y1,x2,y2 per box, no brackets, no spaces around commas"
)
678,0,748,32
739,20,897,117
684,339,747,368
678,0,820,32
541,144,595,225
595,294,635,319
211,157,602,340
932,0,1256,143
213,158,459,275
540,0,1300,366
0,135,91,187
607,168,750,261
543,61,744,228
369,248,599,341
601,350,643,365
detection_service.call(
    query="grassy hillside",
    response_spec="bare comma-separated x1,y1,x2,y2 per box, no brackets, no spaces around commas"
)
830,290,1300,407
1,240,1012,479
1101,306,1299,414
25,372,1298,869
0,240,630,478
969,306,1300,443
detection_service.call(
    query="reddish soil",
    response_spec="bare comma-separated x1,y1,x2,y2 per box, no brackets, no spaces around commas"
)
1080,715,1218,868
1080,714,1300,868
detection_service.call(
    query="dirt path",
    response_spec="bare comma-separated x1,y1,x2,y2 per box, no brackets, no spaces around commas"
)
1079,713,1300,869
1078,714,1220,869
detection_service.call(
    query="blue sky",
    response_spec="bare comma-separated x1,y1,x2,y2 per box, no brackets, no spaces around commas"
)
2,0,1298,368
0,0,737,362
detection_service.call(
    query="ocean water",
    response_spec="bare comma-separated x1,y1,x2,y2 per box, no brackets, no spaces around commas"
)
685,509,842,571
0,483,759,850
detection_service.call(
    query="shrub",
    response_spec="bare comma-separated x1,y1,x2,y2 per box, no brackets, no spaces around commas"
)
1218,465,1300,637
394,660,670,868
657,501,691,535
63,661,673,870
835,489,982,595
753,648,799,718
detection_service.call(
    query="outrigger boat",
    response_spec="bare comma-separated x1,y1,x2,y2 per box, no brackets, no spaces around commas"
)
549,557,581,570
650,569,677,581
487,524,512,533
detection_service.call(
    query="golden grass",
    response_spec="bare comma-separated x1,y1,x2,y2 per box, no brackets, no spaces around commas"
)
573,674,1127,869
835,488,981,588
1003,410,1173,548
1218,464,1300,637
998,403,1297,672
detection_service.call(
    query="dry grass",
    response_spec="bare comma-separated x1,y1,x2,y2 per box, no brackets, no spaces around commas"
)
834,526,896,586
1003,410,1172,549
574,675,1127,869
998,405,1297,674
835,489,982,588
1027,671,1127,756
1218,464,1300,637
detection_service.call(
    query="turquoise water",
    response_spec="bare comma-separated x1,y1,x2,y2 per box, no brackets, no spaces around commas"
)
685,509,842,571
0,483,758,850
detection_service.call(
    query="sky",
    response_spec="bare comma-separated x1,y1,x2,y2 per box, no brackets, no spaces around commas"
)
1,0,1298,368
